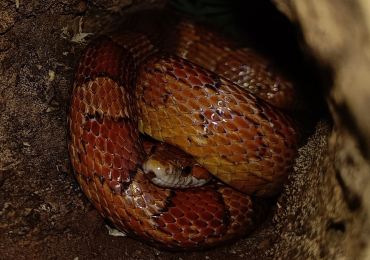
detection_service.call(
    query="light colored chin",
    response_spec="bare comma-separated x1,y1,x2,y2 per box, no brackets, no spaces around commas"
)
142,160,208,189
150,175,209,189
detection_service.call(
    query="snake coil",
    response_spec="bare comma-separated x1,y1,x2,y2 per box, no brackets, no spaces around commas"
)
67,13,302,251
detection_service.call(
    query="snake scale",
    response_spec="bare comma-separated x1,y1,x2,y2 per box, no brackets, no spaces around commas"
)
67,12,302,251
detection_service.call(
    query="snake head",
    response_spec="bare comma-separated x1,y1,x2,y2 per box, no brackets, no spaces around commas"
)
142,141,212,189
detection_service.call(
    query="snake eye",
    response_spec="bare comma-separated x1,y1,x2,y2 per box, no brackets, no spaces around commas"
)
183,165,192,175
150,145,157,154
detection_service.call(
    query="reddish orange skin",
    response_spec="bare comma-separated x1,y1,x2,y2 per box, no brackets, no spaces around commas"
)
67,18,300,251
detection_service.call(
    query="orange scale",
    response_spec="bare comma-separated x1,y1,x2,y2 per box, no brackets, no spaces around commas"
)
238,204,251,214
190,205,204,215
97,85,107,99
173,232,189,242
189,234,204,243
193,219,207,229
182,88,196,100
110,88,120,101
140,219,156,231
194,200,208,208
213,210,227,220
112,154,122,169
248,162,263,171
173,61,184,69
148,77,159,88
212,133,230,146
188,75,202,86
107,67,118,79
235,214,246,223
112,101,122,115
208,219,222,228
81,163,88,178
203,110,219,121
112,167,123,182
94,149,104,165
173,91,186,102
104,139,114,155
161,212,176,223
199,211,213,222
169,207,184,218
105,92,114,107
99,196,110,210
192,86,207,96
198,74,214,84
102,187,114,203
94,159,103,174
116,135,125,149
239,196,252,206
96,136,105,151
90,121,101,136
152,88,163,98
183,67,198,76
86,144,95,159
258,147,272,158
115,146,130,162
180,199,194,208
90,81,99,94
95,63,106,74
76,111,84,126
264,109,278,120
183,224,200,236
209,122,226,133
229,153,248,164
128,160,137,171
271,121,282,131
233,117,250,128
230,143,246,154
216,145,233,156
166,223,182,234
239,102,255,114
91,199,103,213
198,193,211,201
174,68,187,78
198,97,212,108
270,144,282,154
153,220,167,233
177,217,192,227
100,124,110,139
103,99,113,114
129,219,144,232
200,227,214,237
243,140,258,151
102,165,112,180
123,141,133,154
203,205,218,214
229,200,241,209
184,211,199,221
96,76,105,86
245,150,260,161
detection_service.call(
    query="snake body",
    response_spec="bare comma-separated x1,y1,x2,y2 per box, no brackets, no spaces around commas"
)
67,13,301,251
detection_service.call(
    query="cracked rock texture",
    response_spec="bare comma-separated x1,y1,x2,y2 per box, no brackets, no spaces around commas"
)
0,0,368,259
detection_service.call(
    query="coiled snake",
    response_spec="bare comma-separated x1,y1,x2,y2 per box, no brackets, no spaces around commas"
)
67,13,302,251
